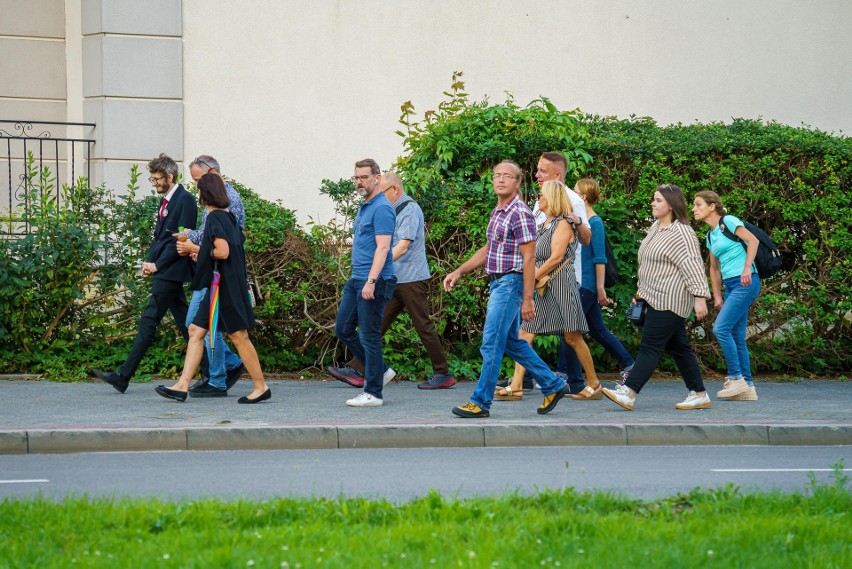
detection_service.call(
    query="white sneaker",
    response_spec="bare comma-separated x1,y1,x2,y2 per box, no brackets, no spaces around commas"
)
346,392,383,407
601,384,635,410
383,367,396,387
717,377,749,399
675,390,712,410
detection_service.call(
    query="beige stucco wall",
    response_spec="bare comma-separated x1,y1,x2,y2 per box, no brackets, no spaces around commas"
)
182,0,852,226
2,1,850,223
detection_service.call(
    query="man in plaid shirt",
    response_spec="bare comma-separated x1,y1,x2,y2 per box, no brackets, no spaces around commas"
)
443,160,570,418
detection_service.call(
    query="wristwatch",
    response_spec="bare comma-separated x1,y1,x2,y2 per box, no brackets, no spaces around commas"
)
366,278,376,284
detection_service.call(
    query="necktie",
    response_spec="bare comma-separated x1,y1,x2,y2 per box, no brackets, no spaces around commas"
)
158,199,169,221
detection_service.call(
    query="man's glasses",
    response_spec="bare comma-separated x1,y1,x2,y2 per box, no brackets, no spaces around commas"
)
493,173,517,180
148,175,164,184
351,175,374,182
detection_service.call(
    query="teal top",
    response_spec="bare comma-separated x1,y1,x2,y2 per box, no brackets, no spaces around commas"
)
706,214,756,280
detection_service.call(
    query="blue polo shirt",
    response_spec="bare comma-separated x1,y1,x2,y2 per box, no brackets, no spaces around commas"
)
351,192,396,280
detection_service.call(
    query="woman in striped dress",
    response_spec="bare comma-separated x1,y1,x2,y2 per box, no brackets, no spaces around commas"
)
602,184,712,411
496,180,601,401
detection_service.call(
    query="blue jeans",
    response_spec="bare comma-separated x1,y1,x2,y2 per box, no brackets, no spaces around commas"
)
187,288,243,389
334,276,397,398
579,287,635,371
713,275,761,385
471,273,567,411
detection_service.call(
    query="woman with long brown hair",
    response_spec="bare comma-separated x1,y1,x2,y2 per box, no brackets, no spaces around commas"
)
602,184,711,410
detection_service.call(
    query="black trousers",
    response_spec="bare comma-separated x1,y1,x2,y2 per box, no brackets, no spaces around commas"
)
119,278,194,379
625,305,705,394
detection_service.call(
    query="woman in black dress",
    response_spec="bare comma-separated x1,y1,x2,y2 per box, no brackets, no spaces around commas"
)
155,173,270,404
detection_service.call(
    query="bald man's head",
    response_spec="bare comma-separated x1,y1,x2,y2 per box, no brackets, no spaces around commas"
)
379,171,405,203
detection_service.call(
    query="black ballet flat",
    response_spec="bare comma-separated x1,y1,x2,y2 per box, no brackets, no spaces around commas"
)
237,388,271,404
155,385,187,402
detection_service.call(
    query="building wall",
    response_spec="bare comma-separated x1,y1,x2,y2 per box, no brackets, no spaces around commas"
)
2,1,850,224
182,0,852,226
81,0,184,191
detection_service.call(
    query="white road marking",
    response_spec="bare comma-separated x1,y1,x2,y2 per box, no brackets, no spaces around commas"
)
0,479,49,484
712,469,850,473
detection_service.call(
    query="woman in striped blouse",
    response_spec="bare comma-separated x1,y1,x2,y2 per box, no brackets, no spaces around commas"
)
602,184,712,411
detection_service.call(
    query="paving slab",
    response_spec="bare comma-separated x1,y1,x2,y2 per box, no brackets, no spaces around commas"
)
0,378,849,453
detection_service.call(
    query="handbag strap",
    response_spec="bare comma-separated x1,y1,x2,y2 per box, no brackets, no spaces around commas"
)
545,256,573,280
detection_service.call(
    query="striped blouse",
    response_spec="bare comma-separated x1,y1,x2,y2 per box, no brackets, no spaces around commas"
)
637,220,711,318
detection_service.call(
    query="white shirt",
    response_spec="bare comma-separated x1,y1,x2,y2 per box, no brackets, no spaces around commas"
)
162,184,178,203
533,187,589,283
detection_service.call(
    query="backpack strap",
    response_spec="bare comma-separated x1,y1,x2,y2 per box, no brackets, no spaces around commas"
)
718,214,743,244
394,199,413,216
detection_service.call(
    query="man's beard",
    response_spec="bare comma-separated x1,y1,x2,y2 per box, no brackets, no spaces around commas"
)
357,186,369,197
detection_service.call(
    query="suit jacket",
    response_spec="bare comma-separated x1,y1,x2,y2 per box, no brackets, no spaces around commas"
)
146,184,198,283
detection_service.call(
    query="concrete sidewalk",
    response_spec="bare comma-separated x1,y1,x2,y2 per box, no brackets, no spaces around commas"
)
0,377,849,454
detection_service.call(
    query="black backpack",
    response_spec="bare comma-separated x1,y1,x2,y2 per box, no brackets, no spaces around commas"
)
603,234,619,288
708,215,783,279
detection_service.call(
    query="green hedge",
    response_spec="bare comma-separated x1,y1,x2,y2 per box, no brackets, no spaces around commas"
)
2,83,850,379
580,116,852,373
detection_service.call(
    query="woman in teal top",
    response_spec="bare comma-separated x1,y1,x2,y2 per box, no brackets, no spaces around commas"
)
693,191,761,401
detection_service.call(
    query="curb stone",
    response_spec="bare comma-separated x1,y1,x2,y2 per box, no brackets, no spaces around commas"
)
2,424,849,455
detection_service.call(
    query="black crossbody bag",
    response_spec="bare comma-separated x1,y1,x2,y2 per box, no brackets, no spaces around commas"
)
625,299,647,326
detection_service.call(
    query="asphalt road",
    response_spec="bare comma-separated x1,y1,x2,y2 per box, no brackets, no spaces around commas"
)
1,446,849,501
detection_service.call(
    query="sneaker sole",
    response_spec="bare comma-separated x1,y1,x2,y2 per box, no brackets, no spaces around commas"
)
675,401,712,410
602,388,634,411
346,401,383,407
451,408,489,418
716,386,750,399
327,368,365,388
418,380,457,390
728,389,758,401
334,376,365,388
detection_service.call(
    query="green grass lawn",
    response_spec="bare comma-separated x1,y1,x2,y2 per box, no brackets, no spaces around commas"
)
1,469,848,569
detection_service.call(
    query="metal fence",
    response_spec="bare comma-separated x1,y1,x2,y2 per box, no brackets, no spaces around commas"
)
0,120,95,238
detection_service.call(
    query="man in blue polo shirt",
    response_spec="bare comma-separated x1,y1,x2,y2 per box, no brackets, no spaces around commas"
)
333,158,397,407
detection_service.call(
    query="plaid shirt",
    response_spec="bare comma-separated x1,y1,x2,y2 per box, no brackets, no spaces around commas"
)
485,195,537,274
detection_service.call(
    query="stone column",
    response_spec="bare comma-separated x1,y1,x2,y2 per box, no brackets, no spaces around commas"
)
82,0,183,193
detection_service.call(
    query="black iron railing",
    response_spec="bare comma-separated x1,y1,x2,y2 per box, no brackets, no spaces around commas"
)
0,120,95,237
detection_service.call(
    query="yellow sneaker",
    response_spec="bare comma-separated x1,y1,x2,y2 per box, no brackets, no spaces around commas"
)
452,402,489,418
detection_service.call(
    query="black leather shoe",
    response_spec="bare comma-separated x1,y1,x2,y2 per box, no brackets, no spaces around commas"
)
189,376,210,392
155,385,187,402
92,369,130,394
188,384,227,398
225,364,246,390
237,388,271,404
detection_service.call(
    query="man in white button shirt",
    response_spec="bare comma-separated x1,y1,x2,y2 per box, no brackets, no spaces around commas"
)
530,152,591,393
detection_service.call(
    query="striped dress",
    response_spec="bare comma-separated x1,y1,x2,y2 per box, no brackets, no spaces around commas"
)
522,217,588,335
636,220,711,317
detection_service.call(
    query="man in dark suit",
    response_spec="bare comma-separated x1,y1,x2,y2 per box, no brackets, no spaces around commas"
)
93,153,198,392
